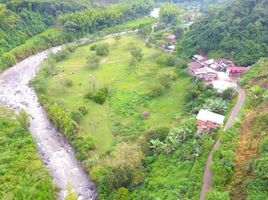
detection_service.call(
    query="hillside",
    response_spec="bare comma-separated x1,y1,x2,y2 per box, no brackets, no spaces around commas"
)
206,58,268,200
181,0,268,66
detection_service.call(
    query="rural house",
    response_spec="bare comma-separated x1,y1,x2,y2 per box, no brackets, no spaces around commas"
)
192,55,207,64
166,34,176,41
194,67,218,82
214,58,234,70
227,66,247,76
196,109,225,132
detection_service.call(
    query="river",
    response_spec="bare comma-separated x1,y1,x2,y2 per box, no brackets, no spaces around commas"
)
0,47,97,200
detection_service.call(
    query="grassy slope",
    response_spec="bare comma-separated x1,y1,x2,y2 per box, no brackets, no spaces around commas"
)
45,34,189,154
0,108,55,199
229,58,268,200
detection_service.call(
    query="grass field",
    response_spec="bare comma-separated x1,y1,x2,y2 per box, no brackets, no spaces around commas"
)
44,34,190,155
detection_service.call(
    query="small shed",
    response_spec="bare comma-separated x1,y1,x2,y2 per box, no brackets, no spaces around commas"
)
196,109,225,132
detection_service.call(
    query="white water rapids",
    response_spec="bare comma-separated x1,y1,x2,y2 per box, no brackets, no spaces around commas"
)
0,47,97,200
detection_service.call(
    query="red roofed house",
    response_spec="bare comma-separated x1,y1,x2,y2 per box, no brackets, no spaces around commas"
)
166,34,176,41
196,109,225,133
227,66,247,76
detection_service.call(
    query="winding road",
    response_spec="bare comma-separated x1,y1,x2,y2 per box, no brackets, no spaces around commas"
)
0,47,97,200
199,86,246,200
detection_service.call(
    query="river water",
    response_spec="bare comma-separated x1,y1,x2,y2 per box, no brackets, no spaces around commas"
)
0,47,97,200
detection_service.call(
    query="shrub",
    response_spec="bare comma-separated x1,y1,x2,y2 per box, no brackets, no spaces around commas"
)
87,54,101,70
259,137,268,154
78,106,88,116
90,44,98,51
16,109,30,130
85,87,109,105
157,73,174,88
206,190,230,200
71,110,83,123
96,43,109,56
65,79,73,87
221,88,236,100
149,84,165,97
113,187,129,200
145,127,170,142
130,47,143,61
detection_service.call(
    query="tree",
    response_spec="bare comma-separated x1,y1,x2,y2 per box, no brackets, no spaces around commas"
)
173,26,184,40
96,43,109,56
63,21,79,32
114,34,121,42
130,47,143,61
138,24,152,38
203,98,229,114
87,54,100,69
157,73,174,88
160,3,181,25
221,88,236,100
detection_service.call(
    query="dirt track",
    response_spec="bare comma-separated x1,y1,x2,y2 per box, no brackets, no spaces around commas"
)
199,87,245,200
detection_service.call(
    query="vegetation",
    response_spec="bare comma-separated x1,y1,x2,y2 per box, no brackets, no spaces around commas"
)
207,58,268,200
182,0,268,66
0,0,153,71
32,34,195,199
0,107,55,199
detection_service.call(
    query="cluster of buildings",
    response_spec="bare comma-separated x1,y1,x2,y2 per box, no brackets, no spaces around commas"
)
188,55,247,82
189,55,248,133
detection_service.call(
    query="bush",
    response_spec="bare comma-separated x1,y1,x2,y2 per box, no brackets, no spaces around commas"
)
71,110,83,123
206,190,230,200
16,109,30,130
96,43,109,56
157,73,174,88
145,127,170,142
65,79,73,87
221,88,236,100
113,187,129,200
78,106,88,116
149,84,165,97
87,54,101,70
90,44,98,51
85,87,109,105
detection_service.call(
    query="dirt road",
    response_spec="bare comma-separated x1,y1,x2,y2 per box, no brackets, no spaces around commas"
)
199,87,245,200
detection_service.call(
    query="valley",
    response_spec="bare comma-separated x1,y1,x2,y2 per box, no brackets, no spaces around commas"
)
0,0,268,200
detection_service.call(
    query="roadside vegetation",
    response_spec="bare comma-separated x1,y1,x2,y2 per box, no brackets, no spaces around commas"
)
0,107,56,199
206,58,268,200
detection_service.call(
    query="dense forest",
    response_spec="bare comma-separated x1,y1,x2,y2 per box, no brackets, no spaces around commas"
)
0,0,152,71
0,0,91,54
181,0,268,66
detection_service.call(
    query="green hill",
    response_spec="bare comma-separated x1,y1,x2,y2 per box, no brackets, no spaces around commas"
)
181,0,268,66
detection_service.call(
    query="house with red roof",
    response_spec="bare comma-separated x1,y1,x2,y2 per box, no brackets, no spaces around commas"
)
227,66,247,76
166,34,176,41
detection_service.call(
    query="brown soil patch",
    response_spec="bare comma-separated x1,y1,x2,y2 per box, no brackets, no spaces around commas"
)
229,110,260,200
